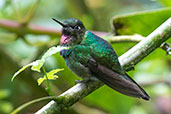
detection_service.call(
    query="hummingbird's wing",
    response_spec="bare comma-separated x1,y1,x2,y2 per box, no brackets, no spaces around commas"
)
87,57,150,100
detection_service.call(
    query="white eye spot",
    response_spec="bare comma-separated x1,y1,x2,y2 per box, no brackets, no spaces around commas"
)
75,26,81,30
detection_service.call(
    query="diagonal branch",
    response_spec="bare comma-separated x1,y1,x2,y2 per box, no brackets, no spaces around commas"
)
35,18,171,114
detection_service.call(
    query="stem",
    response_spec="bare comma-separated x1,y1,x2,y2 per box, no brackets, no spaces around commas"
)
10,96,57,114
42,66,53,96
35,18,171,114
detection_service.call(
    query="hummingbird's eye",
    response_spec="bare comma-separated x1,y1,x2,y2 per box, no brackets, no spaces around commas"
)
74,26,81,30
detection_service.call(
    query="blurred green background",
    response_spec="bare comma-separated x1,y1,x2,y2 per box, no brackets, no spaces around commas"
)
0,0,170,114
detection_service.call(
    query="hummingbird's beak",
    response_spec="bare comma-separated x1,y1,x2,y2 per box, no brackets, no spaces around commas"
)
52,18,67,27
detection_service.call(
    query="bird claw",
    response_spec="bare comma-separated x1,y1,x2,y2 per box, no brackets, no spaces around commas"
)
161,43,171,55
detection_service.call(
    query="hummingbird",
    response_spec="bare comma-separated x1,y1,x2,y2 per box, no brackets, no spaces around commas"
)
52,18,150,100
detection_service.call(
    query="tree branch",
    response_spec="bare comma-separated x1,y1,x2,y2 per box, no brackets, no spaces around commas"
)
0,19,60,37
11,76,170,114
119,18,171,71
2,19,168,45
0,19,144,43
104,34,145,43
34,18,171,114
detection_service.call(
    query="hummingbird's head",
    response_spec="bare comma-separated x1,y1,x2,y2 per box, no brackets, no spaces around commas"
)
52,18,86,46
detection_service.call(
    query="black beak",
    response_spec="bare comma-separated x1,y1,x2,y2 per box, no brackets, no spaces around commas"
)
52,18,67,27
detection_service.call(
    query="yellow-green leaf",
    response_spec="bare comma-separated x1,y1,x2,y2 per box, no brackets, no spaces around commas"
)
37,77,45,85
11,63,33,81
37,68,64,85
31,59,45,72
11,59,44,81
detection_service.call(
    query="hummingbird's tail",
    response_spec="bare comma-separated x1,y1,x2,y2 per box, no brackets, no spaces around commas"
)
96,70,150,100
88,59,150,100
124,73,150,100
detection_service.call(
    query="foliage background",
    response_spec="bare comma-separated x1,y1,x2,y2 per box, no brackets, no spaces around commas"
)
0,0,170,114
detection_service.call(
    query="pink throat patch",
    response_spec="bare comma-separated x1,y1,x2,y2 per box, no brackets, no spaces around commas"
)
60,35,71,45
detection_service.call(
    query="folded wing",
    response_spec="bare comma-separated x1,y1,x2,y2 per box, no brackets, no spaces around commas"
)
87,58,150,100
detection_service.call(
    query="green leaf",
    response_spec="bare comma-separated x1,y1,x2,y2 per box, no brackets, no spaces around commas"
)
112,8,171,36
37,68,64,85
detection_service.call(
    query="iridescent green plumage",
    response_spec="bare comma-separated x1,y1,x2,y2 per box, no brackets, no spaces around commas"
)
53,18,150,100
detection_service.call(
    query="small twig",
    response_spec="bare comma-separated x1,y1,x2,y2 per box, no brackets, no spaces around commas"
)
10,96,57,114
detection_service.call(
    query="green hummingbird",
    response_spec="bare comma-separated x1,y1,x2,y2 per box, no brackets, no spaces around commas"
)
52,18,150,100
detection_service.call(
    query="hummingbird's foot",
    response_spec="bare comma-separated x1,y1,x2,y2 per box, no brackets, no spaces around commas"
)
125,65,135,71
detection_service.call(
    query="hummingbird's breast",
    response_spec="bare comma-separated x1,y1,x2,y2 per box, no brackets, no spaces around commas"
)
63,47,97,81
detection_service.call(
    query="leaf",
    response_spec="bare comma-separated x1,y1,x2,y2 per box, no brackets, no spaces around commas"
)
11,63,33,81
46,68,64,78
11,46,68,81
42,46,69,59
31,46,68,72
37,68,64,85
112,8,171,36
11,59,44,81
37,78,44,86
31,59,45,72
